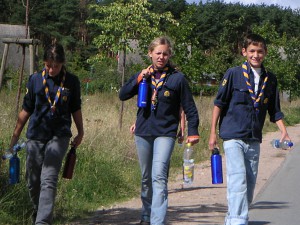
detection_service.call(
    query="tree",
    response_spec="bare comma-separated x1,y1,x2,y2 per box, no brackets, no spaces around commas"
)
253,23,300,100
86,0,177,129
87,0,177,60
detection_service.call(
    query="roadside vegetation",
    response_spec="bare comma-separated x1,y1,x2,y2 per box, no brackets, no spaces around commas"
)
0,87,299,224
0,0,299,224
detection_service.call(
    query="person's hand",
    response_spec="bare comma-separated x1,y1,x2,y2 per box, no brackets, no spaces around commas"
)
186,136,199,145
279,133,291,143
71,133,83,149
9,135,19,153
140,65,153,79
176,129,184,144
209,133,219,151
130,124,136,134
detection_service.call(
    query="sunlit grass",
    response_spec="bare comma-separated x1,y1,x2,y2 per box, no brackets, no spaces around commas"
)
0,88,299,224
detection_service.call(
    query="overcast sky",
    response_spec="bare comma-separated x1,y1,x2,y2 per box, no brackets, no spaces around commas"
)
186,0,300,10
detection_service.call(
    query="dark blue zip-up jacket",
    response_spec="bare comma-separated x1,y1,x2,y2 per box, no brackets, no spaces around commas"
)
119,68,199,137
23,70,81,141
214,63,283,143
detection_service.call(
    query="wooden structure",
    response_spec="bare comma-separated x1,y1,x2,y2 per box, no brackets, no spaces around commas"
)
0,38,40,89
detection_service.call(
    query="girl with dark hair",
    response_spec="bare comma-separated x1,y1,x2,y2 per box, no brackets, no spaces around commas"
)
9,43,84,224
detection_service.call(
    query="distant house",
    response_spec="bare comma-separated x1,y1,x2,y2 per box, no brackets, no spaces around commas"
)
0,24,31,73
200,73,218,86
117,39,146,72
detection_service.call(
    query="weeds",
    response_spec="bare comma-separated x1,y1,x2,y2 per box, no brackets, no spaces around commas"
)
0,89,299,224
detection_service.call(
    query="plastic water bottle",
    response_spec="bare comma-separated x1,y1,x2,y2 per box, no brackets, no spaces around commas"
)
62,147,77,179
2,139,26,160
9,154,20,184
211,148,223,184
137,77,148,108
183,143,194,185
270,139,293,150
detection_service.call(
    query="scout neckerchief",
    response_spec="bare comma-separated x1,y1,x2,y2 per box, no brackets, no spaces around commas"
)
242,61,268,113
42,68,66,115
150,65,169,111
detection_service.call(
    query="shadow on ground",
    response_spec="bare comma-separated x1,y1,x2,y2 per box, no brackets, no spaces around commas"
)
248,201,289,225
69,203,227,225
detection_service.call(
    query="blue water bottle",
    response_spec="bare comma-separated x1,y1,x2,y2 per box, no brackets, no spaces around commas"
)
211,148,223,184
137,77,148,108
9,154,20,184
2,139,26,184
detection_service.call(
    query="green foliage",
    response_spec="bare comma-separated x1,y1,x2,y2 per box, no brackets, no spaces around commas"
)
1,89,300,224
1,0,299,91
86,0,178,58
252,23,300,97
190,84,219,96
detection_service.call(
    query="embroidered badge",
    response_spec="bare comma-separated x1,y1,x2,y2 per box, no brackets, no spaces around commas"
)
164,91,170,97
264,98,268,104
222,79,227,86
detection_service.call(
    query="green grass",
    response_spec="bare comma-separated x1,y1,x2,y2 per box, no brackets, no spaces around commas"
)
0,88,300,224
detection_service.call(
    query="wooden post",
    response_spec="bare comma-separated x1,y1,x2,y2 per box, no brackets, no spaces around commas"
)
29,44,34,75
0,43,10,89
119,43,126,130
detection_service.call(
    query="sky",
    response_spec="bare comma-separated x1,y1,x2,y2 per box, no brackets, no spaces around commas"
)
186,0,300,10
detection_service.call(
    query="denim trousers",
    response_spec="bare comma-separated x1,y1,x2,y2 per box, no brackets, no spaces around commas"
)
223,139,260,225
26,136,70,225
135,135,175,225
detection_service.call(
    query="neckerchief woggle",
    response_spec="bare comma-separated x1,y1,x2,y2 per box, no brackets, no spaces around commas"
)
150,65,169,111
42,68,66,115
242,61,268,114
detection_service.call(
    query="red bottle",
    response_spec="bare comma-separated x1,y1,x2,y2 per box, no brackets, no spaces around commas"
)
62,147,76,179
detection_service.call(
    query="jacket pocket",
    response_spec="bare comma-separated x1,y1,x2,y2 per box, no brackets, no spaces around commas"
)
233,88,249,104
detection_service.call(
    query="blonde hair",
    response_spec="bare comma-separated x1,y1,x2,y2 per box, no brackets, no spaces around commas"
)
148,36,173,55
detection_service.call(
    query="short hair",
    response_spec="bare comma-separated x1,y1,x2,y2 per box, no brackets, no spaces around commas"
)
243,33,267,51
43,43,65,63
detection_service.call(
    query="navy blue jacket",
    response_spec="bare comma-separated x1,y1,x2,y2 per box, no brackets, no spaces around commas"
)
23,70,81,141
119,68,199,137
214,63,283,142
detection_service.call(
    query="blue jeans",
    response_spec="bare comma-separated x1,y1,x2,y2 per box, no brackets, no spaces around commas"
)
223,139,260,225
135,136,175,225
26,136,70,225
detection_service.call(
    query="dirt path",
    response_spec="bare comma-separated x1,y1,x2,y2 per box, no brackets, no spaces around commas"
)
76,124,300,225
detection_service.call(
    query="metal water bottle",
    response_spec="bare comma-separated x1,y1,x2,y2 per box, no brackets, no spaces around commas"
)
137,77,148,108
2,139,26,160
62,147,77,179
2,139,26,185
211,148,223,184
9,154,20,184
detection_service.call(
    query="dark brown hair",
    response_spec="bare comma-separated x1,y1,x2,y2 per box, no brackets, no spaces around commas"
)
243,33,267,51
43,43,65,63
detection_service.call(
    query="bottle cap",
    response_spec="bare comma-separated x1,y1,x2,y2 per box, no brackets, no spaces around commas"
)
288,142,293,147
212,148,220,155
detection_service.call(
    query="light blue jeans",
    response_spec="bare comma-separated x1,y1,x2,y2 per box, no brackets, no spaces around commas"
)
135,136,175,225
223,139,260,225
26,136,70,225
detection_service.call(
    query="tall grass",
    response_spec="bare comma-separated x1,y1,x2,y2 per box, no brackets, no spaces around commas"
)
1,89,300,224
